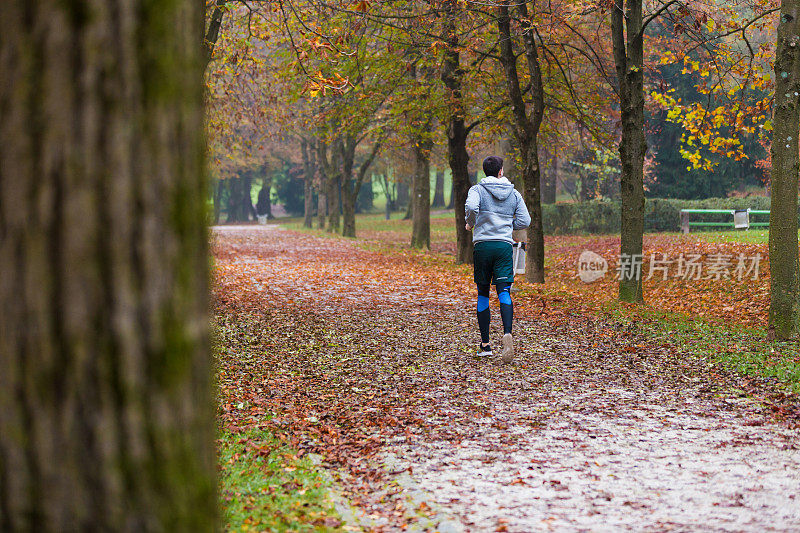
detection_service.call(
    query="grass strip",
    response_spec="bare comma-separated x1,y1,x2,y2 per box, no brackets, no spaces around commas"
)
218,428,345,532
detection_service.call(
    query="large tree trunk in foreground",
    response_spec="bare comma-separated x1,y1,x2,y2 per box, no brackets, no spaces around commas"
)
612,0,646,303
0,1,214,530
769,0,800,340
442,2,474,264
411,131,433,249
498,3,545,283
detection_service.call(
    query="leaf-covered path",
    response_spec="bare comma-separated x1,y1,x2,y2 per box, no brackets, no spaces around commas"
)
213,225,800,532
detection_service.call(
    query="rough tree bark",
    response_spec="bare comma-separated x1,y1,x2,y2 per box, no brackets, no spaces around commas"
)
442,0,474,264
0,1,214,530
498,2,546,283
411,128,433,249
769,0,800,340
612,0,647,303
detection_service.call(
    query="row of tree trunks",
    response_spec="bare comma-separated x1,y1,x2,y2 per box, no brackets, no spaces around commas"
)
769,0,800,339
220,176,252,223
612,0,647,303
497,3,545,283
255,179,273,220
0,1,215,529
441,0,474,264
317,133,381,238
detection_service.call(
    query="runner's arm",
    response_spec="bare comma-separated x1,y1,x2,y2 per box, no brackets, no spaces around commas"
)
465,186,480,229
512,192,531,230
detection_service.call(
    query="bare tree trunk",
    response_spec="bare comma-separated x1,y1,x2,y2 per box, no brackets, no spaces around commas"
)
0,1,214,530
401,169,413,220
542,152,557,204
447,176,455,209
242,173,256,221
442,1,474,264
318,141,341,233
341,137,382,238
204,0,227,68
769,0,800,340
226,177,243,222
327,173,341,233
257,177,273,220
498,3,545,283
213,178,224,224
397,177,410,215
432,170,445,207
303,173,314,227
317,185,327,229
340,137,358,237
612,0,646,303
411,130,433,249
301,138,316,228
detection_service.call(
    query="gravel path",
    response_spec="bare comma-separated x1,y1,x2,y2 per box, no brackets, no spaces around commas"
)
213,225,800,532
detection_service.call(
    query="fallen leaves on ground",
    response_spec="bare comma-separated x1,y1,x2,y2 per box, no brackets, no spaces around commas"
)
213,224,799,531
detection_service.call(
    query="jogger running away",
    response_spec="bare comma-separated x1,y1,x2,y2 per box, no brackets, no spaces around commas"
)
465,156,531,362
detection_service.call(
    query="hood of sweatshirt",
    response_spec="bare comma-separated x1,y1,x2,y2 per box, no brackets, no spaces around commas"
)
479,176,515,201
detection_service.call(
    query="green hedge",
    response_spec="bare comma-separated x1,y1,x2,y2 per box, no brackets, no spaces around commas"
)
542,197,775,235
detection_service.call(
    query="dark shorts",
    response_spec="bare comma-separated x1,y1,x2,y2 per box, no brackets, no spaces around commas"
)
473,240,514,285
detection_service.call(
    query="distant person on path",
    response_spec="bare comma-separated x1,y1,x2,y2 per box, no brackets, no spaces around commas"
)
465,156,531,362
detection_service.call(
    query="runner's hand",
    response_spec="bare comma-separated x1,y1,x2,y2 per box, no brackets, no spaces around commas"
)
465,223,472,231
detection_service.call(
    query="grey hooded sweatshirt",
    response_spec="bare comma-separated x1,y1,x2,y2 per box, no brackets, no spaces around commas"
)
465,176,531,244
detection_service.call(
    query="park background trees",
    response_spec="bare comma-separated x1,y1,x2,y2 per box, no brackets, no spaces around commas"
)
206,0,800,336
